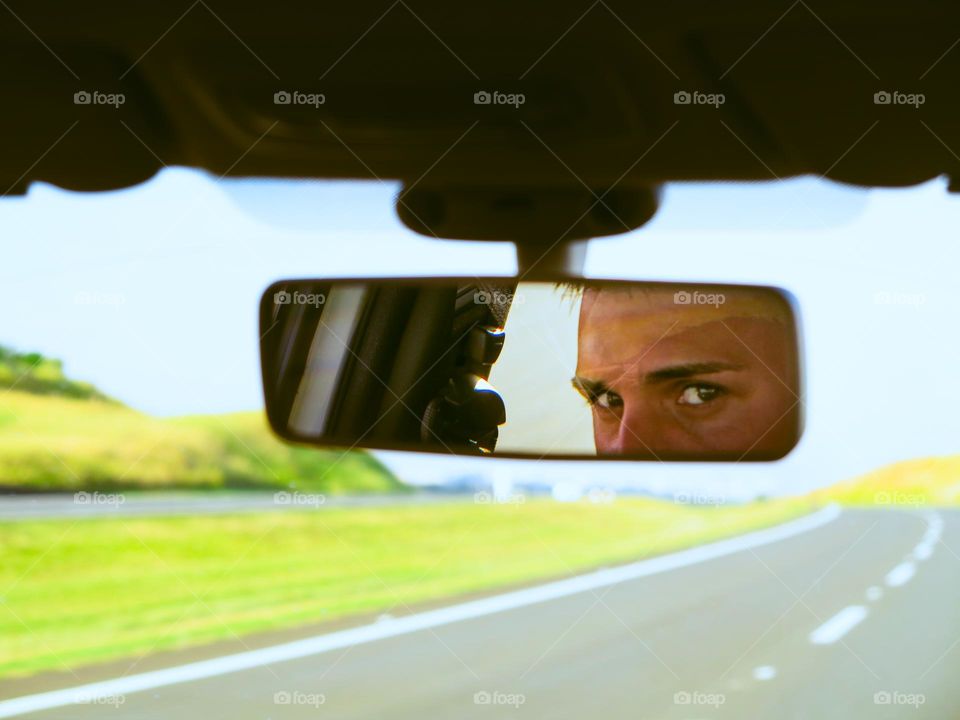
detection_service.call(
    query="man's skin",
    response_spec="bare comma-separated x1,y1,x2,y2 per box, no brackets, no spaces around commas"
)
573,286,799,459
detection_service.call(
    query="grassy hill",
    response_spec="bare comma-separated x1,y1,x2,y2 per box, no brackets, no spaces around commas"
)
814,454,960,507
0,391,402,492
0,346,111,401
0,345,402,493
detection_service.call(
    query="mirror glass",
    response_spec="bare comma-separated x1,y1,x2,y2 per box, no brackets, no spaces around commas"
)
260,279,802,461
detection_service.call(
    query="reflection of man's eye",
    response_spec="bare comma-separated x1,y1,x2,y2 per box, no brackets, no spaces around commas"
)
677,384,723,406
572,379,623,412
594,390,623,410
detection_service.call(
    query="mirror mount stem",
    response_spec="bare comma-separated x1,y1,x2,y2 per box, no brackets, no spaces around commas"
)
514,239,588,280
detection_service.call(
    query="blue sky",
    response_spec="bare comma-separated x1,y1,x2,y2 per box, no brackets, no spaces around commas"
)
0,171,955,496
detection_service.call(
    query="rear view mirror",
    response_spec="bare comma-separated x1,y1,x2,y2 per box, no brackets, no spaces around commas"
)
260,278,802,461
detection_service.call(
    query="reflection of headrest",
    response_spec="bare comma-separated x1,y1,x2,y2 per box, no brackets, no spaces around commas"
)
475,281,517,327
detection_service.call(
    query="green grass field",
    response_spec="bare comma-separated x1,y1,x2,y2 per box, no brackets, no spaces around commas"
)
0,498,812,678
0,391,401,493
2,344,950,685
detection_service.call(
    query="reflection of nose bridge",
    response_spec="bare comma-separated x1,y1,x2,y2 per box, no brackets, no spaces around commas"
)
616,396,658,452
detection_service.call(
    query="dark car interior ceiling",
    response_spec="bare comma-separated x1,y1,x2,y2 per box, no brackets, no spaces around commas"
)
3,1,959,239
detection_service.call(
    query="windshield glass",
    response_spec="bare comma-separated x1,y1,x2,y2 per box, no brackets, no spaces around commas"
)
1,172,955,719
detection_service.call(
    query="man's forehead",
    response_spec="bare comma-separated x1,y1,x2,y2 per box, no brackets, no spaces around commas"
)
579,286,789,327
578,317,742,368
575,312,791,377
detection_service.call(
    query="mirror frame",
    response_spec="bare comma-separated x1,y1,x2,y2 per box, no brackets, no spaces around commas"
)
259,276,805,462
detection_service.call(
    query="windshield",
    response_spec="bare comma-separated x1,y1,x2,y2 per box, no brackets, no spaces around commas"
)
0,172,955,719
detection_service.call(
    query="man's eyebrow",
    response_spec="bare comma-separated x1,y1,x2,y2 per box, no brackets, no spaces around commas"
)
572,363,744,395
571,376,607,398
644,362,744,383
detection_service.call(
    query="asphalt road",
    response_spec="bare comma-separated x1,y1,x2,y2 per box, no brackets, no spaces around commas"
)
2,507,958,719
0,490,459,521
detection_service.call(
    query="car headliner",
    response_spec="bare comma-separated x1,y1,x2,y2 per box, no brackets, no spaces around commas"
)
2,1,958,238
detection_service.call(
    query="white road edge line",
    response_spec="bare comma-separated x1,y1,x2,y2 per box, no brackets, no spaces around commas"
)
885,561,917,588
913,544,934,561
752,665,777,681
913,512,943,561
809,605,869,645
0,504,842,719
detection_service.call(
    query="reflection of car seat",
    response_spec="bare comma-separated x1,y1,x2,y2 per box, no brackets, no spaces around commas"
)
265,281,513,453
